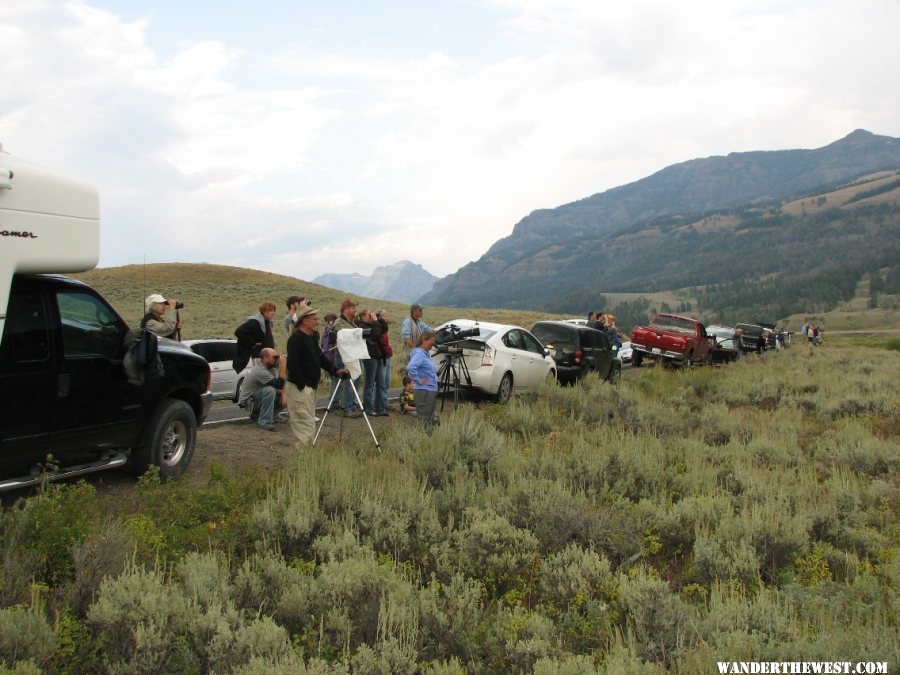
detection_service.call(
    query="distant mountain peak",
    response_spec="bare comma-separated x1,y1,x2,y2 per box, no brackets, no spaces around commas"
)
313,261,438,304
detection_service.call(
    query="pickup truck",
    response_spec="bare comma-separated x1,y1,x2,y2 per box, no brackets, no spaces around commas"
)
630,313,713,367
0,145,211,491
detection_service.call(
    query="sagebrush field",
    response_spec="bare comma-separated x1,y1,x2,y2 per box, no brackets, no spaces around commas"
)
0,341,897,672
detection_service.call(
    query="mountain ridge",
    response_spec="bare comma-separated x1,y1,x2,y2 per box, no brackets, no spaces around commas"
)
313,260,438,304
421,129,900,313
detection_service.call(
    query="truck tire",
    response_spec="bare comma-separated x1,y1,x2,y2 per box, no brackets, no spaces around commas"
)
131,398,197,478
632,351,644,367
607,361,622,384
496,372,513,404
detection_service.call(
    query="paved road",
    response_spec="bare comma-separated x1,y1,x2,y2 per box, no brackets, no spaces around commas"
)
204,387,405,425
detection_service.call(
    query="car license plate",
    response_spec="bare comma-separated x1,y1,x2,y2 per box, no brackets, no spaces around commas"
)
651,348,662,355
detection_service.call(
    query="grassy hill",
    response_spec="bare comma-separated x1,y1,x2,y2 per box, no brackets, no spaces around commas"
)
1,341,896,671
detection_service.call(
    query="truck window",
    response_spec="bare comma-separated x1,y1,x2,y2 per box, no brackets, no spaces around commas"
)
0,291,50,368
56,291,124,359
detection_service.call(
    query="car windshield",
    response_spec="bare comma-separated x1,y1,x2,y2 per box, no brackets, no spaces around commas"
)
530,324,574,345
651,315,696,335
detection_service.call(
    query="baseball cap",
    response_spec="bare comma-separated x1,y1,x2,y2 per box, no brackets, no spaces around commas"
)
410,303,424,312
145,293,167,310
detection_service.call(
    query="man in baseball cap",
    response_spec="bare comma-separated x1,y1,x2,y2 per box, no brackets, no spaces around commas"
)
402,303,431,351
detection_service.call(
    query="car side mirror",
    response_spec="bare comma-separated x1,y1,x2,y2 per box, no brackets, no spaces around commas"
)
544,348,551,357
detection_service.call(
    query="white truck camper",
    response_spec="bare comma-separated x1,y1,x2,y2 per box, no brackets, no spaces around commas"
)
0,143,100,341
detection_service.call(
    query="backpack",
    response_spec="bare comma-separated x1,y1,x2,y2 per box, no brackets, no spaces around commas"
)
135,329,164,380
124,328,164,385
320,324,337,364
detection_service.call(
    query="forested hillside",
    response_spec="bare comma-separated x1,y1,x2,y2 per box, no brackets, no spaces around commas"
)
421,130,900,322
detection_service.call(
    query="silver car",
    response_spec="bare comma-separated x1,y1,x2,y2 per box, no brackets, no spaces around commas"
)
182,338,248,401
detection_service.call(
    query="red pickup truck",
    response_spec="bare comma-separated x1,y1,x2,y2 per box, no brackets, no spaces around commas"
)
630,313,712,367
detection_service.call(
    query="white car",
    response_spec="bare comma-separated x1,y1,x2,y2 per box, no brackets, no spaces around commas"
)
430,319,556,404
182,338,249,402
616,340,633,364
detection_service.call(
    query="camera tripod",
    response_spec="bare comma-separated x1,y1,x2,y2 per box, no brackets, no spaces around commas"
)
313,376,381,451
437,348,472,410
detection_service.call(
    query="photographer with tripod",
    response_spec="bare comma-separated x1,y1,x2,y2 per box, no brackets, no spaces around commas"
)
285,305,348,446
141,293,183,340
406,331,438,433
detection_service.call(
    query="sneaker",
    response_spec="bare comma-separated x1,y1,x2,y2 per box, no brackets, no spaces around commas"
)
343,411,362,419
315,416,321,422
376,411,389,417
259,423,277,432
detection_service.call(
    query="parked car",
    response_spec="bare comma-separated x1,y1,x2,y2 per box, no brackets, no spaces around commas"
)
0,147,211,491
631,313,713,367
430,319,556,404
530,321,620,385
706,325,735,341
617,341,633,364
182,338,249,401
709,337,741,364
734,323,767,353
1,275,212,490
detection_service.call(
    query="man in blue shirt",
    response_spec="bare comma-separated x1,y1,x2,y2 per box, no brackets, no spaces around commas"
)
401,303,432,352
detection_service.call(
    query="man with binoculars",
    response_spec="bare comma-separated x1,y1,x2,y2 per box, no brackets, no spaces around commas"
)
142,293,184,340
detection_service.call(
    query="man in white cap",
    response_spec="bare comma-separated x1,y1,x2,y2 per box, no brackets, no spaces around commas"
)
141,293,182,339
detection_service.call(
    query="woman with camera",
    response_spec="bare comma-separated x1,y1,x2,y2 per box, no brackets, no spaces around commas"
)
141,293,183,340
355,309,387,417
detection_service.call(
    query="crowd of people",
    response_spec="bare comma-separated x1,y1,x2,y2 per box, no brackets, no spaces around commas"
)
139,291,439,447
586,311,623,349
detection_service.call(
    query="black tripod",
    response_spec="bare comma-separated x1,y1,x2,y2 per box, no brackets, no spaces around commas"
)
313,376,381,451
437,347,472,410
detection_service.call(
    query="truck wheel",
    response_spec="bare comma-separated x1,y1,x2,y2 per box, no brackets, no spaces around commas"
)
607,361,622,384
131,399,196,478
632,352,644,367
496,372,513,404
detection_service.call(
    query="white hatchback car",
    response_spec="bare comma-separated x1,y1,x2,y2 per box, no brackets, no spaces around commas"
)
430,319,556,404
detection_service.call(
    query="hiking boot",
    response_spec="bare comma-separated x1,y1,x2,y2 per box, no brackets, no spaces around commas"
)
259,423,276,432
343,411,362,419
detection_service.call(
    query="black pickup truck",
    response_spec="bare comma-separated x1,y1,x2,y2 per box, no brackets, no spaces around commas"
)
0,273,212,491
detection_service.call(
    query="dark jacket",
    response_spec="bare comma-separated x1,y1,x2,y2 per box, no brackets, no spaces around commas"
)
377,318,393,358
286,329,336,390
233,313,275,372
355,317,384,360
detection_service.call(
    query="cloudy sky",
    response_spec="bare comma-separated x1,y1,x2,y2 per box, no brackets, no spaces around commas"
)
3,1,899,281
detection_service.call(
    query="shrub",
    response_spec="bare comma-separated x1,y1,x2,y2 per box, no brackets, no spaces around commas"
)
0,606,57,670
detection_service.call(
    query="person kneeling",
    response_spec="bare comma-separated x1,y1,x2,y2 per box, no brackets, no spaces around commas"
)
238,348,287,431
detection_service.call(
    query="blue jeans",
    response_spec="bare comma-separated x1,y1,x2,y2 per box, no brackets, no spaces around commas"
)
334,353,360,413
363,358,385,414
381,357,392,411
251,386,277,425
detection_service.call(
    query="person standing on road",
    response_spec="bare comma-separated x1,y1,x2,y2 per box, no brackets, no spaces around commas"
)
406,330,438,433
141,293,183,340
401,303,431,352
333,299,363,417
376,309,394,412
234,302,276,373
285,305,348,446
283,296,309,335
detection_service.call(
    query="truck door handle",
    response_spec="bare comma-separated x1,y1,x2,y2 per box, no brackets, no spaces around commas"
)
57,373,70,397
